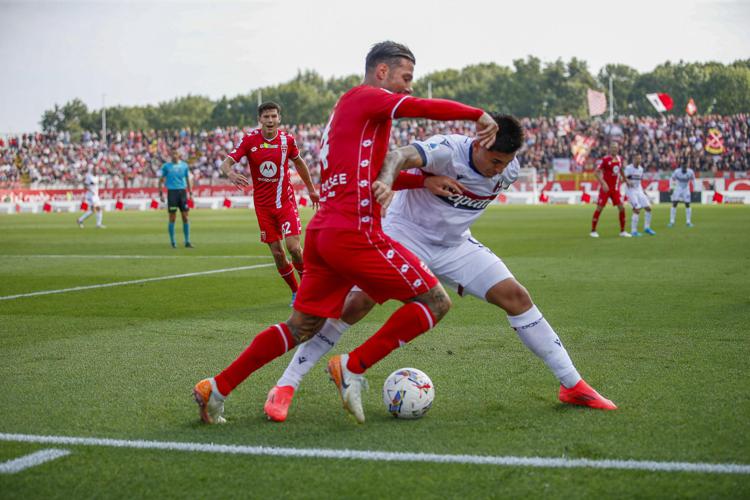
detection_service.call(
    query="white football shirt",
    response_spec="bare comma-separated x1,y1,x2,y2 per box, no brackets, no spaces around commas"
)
671,168,695,189
84,173,99,197
385,134,519,246
623,164,645,191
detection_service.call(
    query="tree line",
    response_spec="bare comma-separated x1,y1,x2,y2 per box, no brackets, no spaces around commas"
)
41,57,750,135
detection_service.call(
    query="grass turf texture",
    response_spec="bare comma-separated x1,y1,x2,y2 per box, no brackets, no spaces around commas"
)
0,205,748,499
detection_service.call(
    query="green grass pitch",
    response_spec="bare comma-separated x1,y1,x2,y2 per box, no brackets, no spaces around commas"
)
1,205,749,498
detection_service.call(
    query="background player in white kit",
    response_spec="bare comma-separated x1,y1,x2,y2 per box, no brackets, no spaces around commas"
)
669,165,696,227
76,165,105,229
622,154,655,237
263,115,617,421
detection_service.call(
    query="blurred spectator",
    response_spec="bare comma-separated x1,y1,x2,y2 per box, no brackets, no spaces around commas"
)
1,113,748,189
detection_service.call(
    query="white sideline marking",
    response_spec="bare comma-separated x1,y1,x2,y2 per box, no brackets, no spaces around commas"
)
0,433,747,475
0,448,70,474
2,254,272,260
0,264,275,301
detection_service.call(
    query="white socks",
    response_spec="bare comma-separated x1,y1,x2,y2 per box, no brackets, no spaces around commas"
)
670,206,676,224
276,318,349,389
96,210,103,226
78,210,93,223
631,213,639,233
686,207,692,224
507,305,581,389
644,211,651,229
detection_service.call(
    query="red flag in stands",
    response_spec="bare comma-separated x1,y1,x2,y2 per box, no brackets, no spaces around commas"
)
646,93,674,112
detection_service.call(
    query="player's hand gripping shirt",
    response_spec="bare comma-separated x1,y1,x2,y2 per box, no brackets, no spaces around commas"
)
307,85,483,233
385,134,520,246
229,129,301,209
597,155,623,189
623,164,645,191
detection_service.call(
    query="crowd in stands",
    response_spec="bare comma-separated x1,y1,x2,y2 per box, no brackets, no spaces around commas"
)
1,114,748,189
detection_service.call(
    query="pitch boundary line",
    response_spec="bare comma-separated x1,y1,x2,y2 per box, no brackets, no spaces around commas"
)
0,433,747,475
0,264,275,301
1,254,273,260
0,449,71,474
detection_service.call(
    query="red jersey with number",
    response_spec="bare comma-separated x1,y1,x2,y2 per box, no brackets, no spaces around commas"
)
228,129,300,208
596,155,623,189
307,85,483,233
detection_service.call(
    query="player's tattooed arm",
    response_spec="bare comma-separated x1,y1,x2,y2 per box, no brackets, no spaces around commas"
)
220,157,250,190
373,145,425,208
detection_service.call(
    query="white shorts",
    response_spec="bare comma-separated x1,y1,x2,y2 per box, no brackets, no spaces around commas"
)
671,187,691,203
384,222,514,301
85,193,101,207
626,188,650,210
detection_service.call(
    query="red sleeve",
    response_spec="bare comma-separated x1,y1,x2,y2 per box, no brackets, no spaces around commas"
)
228,136,250,163
287,134,300,160
395,96,483,121
392,171,425,191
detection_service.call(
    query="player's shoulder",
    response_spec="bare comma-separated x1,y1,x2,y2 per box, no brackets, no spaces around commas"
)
279,129,296,141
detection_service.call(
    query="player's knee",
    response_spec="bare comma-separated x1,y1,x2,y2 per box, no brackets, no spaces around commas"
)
286,314,326,344
341,291,376,324
288,246,303,261
420,285,451,322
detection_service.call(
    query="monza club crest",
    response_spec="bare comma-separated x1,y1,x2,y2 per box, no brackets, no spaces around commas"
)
259,161,278,178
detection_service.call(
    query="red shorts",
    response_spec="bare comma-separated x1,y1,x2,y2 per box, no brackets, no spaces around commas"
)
255,203,301,243
294,229,439,318
596,187,622,207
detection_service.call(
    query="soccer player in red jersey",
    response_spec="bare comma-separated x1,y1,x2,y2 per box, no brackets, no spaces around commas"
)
590,142,631,238
193,41,499,425
219,102,320,303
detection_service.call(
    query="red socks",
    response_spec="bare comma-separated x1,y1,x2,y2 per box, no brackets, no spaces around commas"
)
215,323,295,396
619,210,626,231
591,210,600,231
293,261,304,278
278,264,298,293
347,302,436,374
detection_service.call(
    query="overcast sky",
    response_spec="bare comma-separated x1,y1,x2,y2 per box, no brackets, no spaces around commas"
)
1,0,749,133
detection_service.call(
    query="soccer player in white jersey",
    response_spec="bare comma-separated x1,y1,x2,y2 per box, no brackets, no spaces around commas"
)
669,164,696,227
622,154,655,237
263,115,617,422
76,165,105,229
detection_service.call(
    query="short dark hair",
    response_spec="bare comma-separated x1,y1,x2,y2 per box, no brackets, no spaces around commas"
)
258,101,281,117
487,114,524,154
365,41,416,73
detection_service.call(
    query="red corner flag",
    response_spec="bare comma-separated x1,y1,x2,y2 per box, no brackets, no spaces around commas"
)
150,199,159,209
712,191,724,204
187,198,195,209
42,202,52,213
298,197,308,207
646,93,674,112
223,197,232,208
686,98,698,116
80,201,89,211
539,191,549,203
581,191,591,203
115,199,124,210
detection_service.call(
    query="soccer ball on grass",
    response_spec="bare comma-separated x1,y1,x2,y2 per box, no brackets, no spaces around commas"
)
382,368,434,419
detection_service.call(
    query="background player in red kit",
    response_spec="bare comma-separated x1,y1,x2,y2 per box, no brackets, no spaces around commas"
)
220,101,320,303
193,41,499,425
590,142,631,238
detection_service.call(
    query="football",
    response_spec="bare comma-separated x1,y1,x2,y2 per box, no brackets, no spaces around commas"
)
382,368,435,419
